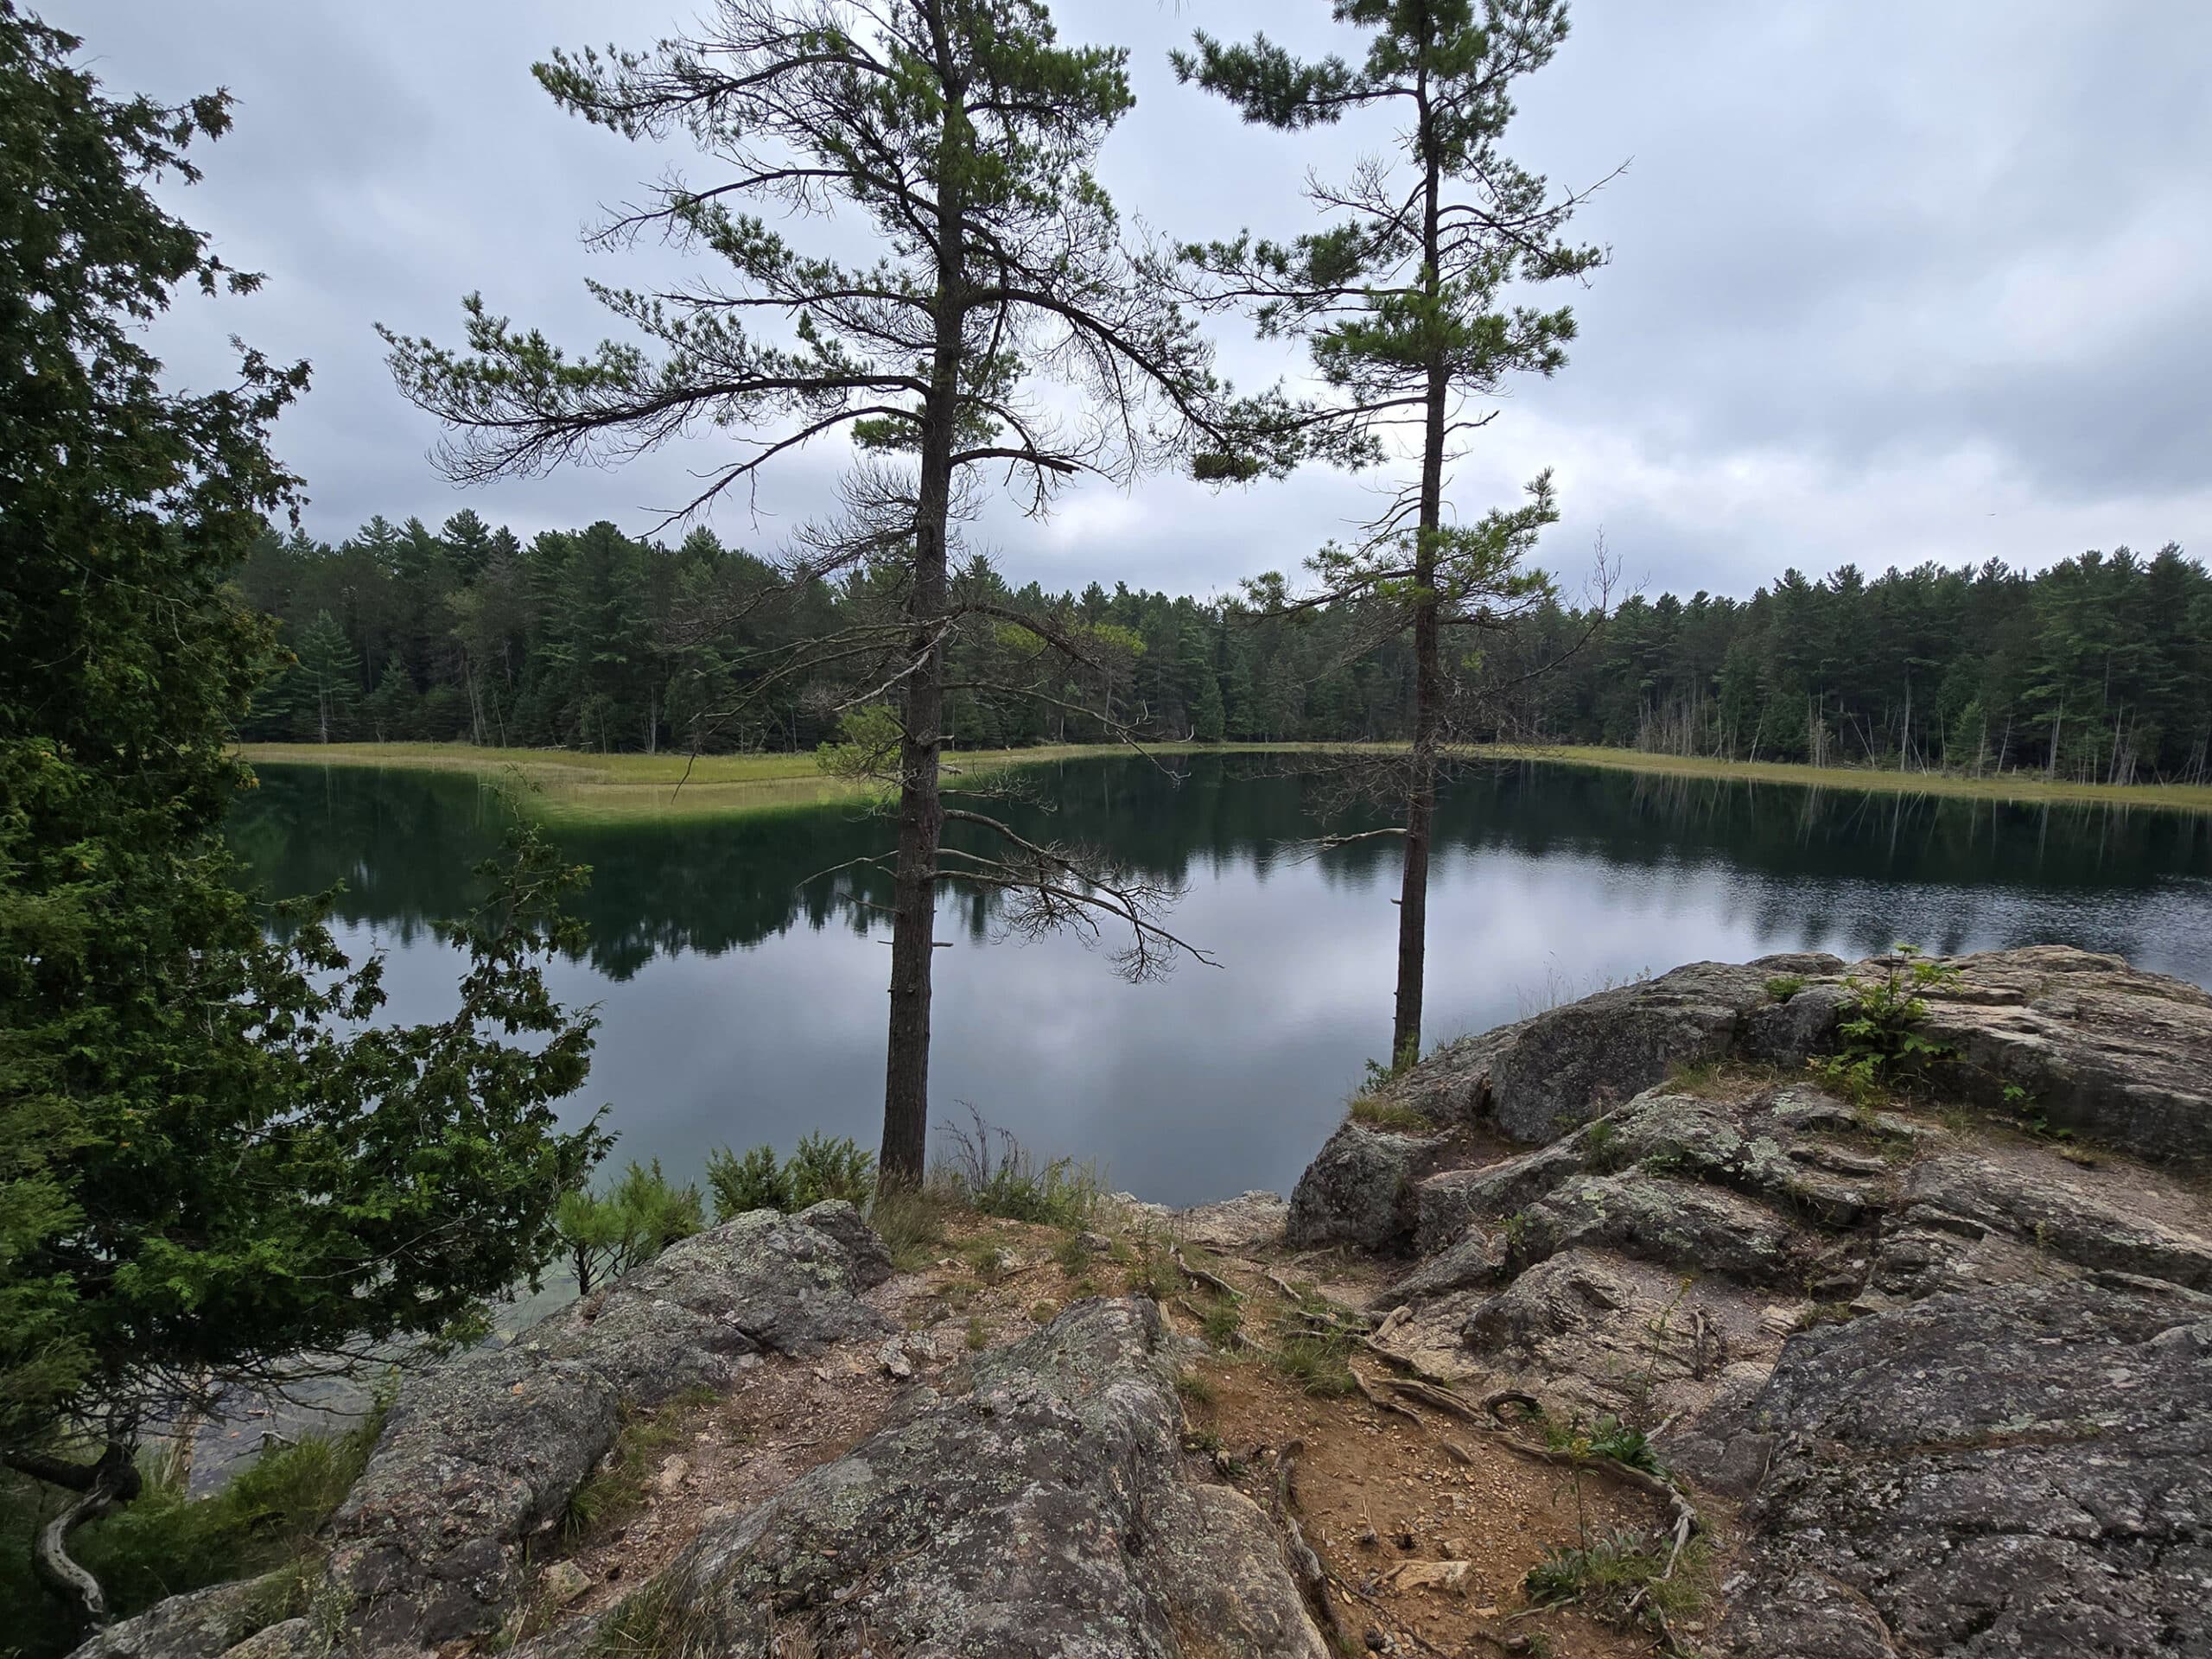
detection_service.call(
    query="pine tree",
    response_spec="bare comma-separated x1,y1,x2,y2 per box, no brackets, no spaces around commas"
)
289,608,361,742
1176,0,1605,1063
382,0,1283,1183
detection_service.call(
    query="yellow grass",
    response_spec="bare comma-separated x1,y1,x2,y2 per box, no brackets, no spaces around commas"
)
235,741,1259,824
235,739,2212,823
1478,743,2212,813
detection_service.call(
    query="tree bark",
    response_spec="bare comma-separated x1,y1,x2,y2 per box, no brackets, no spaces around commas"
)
880,7,966,1187
1391,42,1447,1071
7,1445,141,1630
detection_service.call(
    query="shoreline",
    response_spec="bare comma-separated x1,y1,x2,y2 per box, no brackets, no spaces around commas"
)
235,738,2212,823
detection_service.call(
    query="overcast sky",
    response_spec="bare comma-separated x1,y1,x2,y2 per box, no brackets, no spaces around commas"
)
50,0,2212,602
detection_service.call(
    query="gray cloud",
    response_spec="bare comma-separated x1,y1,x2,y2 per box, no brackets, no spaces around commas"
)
48,0,2212,601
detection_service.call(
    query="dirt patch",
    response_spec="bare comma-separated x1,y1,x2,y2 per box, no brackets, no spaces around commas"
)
509,1208,1732,1657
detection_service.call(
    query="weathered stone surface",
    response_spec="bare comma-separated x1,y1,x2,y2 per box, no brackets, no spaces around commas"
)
1284,1120,1449,1251
1915,945,2212,1159
1718,1283,2212,1659
1452,1248,1782,1426
1520,1170,1808,1287
1281,946,2212,1654
1109,1189,1289,1250
1350,953,1845,1156
319,1203,891,1654
67,1578,293,1659
1871,1153,2212,1300
533,1299,1327,1659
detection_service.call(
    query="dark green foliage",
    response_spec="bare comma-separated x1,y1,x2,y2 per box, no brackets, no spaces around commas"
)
235,524,2212,779
704,1135,875,1224
1496,550,2212,784
1542,1413,1669,1480
557,1160,706,1295
1764,974,1807,1002
785,1134,877,1210
705,1146,791,1221
0,9,604,1621
1815,945,1959,1103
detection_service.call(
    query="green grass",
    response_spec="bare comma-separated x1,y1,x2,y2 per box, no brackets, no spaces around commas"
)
238,738,2212,823
236,741,1322,825
1523,1528,1709,1635
563,1387,721,1545
1,1407,388,1659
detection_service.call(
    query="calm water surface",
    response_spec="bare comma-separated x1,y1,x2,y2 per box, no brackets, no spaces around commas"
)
232,758,2212,1205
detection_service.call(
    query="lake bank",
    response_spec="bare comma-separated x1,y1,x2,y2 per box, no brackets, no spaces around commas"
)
238,739,2212,821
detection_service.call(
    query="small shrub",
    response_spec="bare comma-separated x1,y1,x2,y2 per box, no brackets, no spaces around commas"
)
1542,1413,1668,1479
1581,1117,1631,1173
964,1314,988,1351
1052,1233,1096,1276
0,1402,391,1658
1201,1300,1243,1349
1348,1094,1430,1133
937,1108,1099,1227
1122,1240,1177,1301
706,1135,875,1223
1799,1300,1857,1330
1764,974,1807,1003
559,1160,706,1294
1360,1035,1421,1091
785,1133,875,1208
704,1144,791,1220
1815,944,1959,1106
1524,1529,1706,1630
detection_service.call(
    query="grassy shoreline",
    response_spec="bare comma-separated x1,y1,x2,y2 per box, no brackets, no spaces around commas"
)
236,739,2212,823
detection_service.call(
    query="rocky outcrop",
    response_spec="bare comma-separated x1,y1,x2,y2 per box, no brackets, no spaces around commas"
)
77,1204,894,1659
1718,1281,2212,1658
531,1298,1325,1659
1914,944,2212,1159
1308,945,2212,1659
1289,944,2212,1254
1284,1121,1452,1250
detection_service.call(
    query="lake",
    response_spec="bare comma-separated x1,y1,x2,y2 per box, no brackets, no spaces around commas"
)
232,756,2212,1206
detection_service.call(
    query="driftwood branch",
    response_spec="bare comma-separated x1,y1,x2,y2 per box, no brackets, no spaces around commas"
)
6,1445,143,1629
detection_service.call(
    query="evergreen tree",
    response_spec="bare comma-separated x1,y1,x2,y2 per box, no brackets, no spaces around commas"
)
0,11,604,1623
289,608,361,742
1176,0,1605,1063
382,0,1282,1183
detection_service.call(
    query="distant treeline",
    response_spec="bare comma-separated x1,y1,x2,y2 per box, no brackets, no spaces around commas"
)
238,513,2212,786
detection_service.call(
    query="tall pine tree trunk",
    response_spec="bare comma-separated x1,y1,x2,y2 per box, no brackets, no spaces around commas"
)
881,32,965,1186
1391,68,1446,1071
